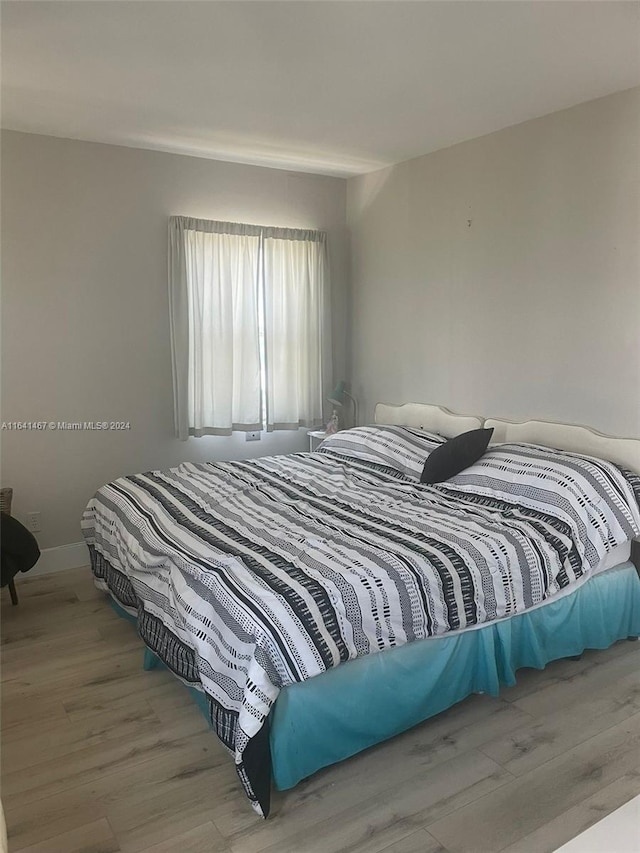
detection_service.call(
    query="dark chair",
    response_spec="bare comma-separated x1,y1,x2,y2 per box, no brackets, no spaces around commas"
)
1,513,41,604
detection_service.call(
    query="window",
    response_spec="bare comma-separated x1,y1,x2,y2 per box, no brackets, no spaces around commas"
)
169,217,330,439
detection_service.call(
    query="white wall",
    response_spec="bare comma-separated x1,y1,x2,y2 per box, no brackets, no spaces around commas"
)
1,132,348,549
347,87,640,435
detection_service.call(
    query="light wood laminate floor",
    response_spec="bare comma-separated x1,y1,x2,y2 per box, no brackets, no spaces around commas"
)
1,566,639,853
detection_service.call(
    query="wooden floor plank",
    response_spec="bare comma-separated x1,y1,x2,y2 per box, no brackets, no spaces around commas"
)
109,792,229,853
12,565,91,595
0,694,68,730
480,667,640,777
137,822,229,853
4,785,109,851
426,712,640,853
2,645,145,699
1,698,159,774
0,619,104,648
500,774,640,853
59,662,198,720
2,720,232,849
378,830,446,853
2,718,216,806
1,628,103,670
13,817,119,853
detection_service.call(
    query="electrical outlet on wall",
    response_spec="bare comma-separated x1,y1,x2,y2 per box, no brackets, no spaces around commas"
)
26,512,42,533
245,431,261,442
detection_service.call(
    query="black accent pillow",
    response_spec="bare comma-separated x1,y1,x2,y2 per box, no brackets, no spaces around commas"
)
420,427,494,484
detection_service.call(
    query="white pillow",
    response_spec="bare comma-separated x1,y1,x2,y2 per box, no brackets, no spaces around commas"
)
318,425,443,479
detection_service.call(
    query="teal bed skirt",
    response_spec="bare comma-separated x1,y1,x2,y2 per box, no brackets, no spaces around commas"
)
112,561,640,792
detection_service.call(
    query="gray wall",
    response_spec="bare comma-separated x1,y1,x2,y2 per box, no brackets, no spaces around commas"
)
347,88,640,435
1,132,348,548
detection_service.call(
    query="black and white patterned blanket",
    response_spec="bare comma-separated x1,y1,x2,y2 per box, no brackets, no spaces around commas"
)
81,426,640,816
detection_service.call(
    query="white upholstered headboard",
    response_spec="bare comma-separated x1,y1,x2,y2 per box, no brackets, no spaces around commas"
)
374,402,483,438
485,417,640,474
373,402,640,473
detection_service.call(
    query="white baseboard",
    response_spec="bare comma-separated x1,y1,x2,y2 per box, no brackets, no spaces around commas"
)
28,541,89,577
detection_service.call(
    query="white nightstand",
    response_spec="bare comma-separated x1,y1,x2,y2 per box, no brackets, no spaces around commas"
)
308,430,328,451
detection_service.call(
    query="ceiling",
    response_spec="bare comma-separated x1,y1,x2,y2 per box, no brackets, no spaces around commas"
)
2,1,639,177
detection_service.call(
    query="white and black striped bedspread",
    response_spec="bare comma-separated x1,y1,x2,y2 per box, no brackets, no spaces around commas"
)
81,428,640,815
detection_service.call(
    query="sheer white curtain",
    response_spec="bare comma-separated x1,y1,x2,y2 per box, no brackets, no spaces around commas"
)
169,217,330,440
169,217,262,438
263,229,329,430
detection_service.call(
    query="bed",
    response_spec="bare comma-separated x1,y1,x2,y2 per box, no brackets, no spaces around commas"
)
81,403,640,818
